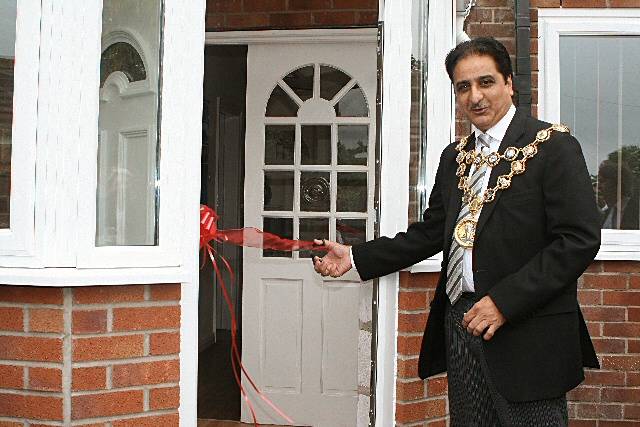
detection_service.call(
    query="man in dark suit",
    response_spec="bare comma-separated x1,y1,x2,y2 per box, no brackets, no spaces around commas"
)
312,37,600,425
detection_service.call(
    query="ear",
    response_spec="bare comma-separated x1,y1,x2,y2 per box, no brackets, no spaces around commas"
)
506,75,514,96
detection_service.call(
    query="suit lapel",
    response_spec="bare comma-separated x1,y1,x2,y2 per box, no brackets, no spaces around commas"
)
474,109,529,240
444,134,476,255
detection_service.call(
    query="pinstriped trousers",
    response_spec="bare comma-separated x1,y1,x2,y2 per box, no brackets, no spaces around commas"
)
445,293,569,427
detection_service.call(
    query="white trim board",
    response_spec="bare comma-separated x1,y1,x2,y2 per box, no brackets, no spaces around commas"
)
205,28,378,45
538,8,640,261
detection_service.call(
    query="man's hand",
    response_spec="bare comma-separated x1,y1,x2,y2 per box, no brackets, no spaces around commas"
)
312,239,352,278
462,295,506,341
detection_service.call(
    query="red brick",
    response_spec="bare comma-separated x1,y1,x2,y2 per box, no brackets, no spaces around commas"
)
288,0,331,9
205,14,225,30
206,0,242,13
562,0,606,5
0,364,23,388
74,285,145,304
73,335,144,361
575,403,623,419
149,284,181,301
599,421,640,427
0,307,23,331
312,11,356,26
0,336,62,362
601,355,640,371
29,367,61,391
630,339,640,353
604,261,640,273
397,335,422,356
477,0,511,5
592,338,626,354
629,276,640,289
396,379,425,401
150,332,180,355
586,262,604,273
427,421,447,427
603,323,640,338
226,13,270,29
530,8,538,23
530,0,560,5
582,274,627,289
243,0,286,12
567,386,600,402
0,393,62,420
29,308,63,333
112,414,179,427
72,310,107,334
427,376,448,397
0,286,63,305
493,8,514,23
467,23,515,38
112,360,179,387
113,306,180,331
405,272,439,289
568,421,598,427
73,367,107,391
625,404,640,419
602,387,640,403
578,290,602,305
399,291,428,311
603,291,640,306
269,13,312,28
398,312,428,333
586,322,602,337
72,390,144,420
355,10,377,25
582,306,626,322
397,357,419,379
334,0,377,8
0,422,23,427
611,0,640,5
395,398,446,423
584,370,626,386
149,386,180,410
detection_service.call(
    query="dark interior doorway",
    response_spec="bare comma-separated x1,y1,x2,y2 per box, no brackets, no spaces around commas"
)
198,44,247,421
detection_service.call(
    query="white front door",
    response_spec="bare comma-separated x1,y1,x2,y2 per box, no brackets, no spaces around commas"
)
243,38,377,426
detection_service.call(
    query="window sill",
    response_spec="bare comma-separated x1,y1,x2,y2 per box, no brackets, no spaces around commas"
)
0,266,190,286
407,253,443,274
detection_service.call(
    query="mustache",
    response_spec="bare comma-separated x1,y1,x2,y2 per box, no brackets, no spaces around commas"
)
470,103,488,110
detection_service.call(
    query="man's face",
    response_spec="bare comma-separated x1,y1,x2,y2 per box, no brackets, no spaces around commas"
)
452,54,514,132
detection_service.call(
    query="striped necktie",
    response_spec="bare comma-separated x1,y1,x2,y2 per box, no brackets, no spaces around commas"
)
446,134,490,305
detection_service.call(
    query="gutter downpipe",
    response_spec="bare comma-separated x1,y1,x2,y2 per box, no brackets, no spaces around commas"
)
514,0,532,113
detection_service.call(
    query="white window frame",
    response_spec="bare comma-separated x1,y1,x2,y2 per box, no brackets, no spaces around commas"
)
539,8,640,260
0,0,204,281
0,0,41,265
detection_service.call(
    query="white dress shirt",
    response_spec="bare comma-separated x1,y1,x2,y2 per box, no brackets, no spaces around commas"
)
348,105,517,285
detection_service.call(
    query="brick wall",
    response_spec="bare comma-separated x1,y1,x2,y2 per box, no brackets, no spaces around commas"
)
0,284,181,426
205,0,378,32
398,1,640,425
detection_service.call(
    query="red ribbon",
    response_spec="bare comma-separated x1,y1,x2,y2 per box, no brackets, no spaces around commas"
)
200,205,320,425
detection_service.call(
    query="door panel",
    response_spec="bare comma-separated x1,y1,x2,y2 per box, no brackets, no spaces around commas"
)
243,40,376,426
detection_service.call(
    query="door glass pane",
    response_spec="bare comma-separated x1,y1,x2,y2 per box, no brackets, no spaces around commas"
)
335,84,368,117
263,217,293,258
264,171,294,211
337,172,367,212
560,35,640,230
0,0,17,229
283,65,314,102
266,85,298,117
320,65,351,101
301,172,330,212
336,219,366,245
265,125,294,165
301,125,331,165
338,125,368,165
299,218,328,259
96,0,163,246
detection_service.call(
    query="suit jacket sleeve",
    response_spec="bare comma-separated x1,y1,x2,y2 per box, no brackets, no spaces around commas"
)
351,148,450,281
488,133,601,322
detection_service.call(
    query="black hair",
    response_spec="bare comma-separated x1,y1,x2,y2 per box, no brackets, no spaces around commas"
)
445,37,513,84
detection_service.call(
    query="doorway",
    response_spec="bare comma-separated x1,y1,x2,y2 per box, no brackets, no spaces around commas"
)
198,44,247,422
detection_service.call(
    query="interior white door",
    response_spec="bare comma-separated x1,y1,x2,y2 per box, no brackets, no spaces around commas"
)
243,39,377,426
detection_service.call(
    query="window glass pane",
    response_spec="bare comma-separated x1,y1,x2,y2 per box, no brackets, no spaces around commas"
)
337,172,367,212
560,35,640,230
0,0,17,229
301,125,331,165
96,0,163,246
263,217,293,258
320,65,351,101
283,65,314,102
266,85,299,117
265,125,295,165
409,0,429,223
299,218,328,259
334,84,368,117
338,125,368,165
264,171,294,211
301,172,330,212
336,219,366,245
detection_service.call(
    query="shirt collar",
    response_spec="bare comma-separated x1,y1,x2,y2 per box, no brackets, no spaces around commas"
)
472,104,516,145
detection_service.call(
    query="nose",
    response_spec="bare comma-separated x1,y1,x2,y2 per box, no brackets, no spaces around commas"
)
469,84,483,104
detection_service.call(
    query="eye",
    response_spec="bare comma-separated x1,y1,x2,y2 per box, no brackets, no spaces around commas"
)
480,79,494,87
456,83,470,92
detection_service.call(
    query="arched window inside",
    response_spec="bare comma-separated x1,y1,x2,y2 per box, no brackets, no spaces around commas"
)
100,41,146,87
